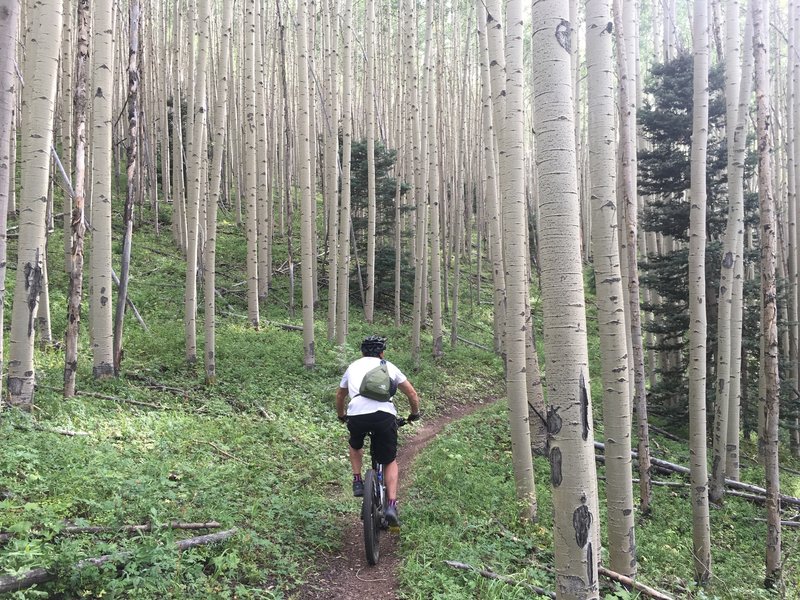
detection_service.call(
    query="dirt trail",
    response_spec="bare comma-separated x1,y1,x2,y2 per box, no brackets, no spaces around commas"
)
292,399,492,600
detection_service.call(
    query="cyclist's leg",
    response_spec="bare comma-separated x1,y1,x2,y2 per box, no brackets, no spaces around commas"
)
349,446,364,475
384,460,398,500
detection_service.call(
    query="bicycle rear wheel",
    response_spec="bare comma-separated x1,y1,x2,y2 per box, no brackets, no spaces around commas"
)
363,469,381,565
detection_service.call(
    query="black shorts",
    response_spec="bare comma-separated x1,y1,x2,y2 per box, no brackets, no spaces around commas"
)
347,412,398,465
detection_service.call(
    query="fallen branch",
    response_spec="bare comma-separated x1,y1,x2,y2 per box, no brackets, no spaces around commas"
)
598,566,674,600
12,424,90,437
75,390,165,410
648,424,686,443
594,441,800,508
190,440,247,464
455,336,491,351
0,528,237,594
444,560,555,598
753,518,800,528
267,321,303,332
61,521,221,535
111,270,149,332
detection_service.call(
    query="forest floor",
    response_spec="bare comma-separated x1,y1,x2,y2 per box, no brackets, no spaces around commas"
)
292,398,494,600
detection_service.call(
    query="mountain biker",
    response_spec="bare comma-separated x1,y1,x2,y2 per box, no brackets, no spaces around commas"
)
336,335,421,527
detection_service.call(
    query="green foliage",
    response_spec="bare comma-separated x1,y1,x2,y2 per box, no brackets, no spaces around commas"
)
399,402,800,599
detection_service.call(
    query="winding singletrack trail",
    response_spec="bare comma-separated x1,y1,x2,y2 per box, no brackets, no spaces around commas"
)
292,399,493,600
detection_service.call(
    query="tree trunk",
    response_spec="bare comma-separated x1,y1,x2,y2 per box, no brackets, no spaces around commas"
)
336,0,353,346
711,0,751,502
204,0,234,384
113,0,141,374
297,0,315,368
64,0,89,397
0,0,21,405
427,2,443,360
475,2,506,356
753,0,782,585
6,0,63,406
364,0,376,324
687,0,711,581
88,0,115,379
587,0,637,576
244,0,260,328
531,0,600,595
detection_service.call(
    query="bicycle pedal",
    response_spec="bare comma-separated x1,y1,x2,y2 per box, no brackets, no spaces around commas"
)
388,525,401,533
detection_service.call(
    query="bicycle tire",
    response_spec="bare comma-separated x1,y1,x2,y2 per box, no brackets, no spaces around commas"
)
363,469,381,565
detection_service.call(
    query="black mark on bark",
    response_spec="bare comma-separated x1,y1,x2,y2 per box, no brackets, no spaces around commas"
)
722,251,734,268
573,494,592,547
580,371,590,441
555,19,572,53
23,250,43,337
549,446,562,487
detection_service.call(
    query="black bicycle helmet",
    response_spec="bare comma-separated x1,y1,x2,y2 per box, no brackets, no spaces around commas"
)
361,335,387,356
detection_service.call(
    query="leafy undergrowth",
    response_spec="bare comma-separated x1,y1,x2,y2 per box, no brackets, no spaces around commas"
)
0,214,503,599
399,401,800,600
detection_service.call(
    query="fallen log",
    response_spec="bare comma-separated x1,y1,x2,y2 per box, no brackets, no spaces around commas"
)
13,424,90,437
267,321,303,332
60,521,222,535
594,441,800,508
455,336,492,351
444,560,555,598
0,528,237,594
753,518,800,527
75,390,165,410
598,566,675,600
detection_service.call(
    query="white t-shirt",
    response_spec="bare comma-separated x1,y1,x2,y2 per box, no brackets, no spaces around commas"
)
339,356,408,417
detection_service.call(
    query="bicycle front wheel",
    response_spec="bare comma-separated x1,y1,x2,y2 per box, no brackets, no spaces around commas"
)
363,469,381,565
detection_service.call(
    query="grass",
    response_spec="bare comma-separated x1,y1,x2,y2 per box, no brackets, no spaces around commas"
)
399,400,800,599
1,197,799,599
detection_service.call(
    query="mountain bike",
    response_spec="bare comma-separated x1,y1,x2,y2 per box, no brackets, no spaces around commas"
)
362,417,407,566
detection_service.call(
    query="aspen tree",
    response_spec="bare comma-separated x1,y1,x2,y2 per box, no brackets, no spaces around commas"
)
256,1,270,304
613,0,652,514
711,0,749,502
244,0,260,328
531,0,600,595
324,0,339,342
0,0,20,403
113,0,140,374
64,0,89,397
586,0,636,576
792,0,800,458
89,0,115,379
183,0,210,363
336,0,353,346
753,0,782,585
364,0,376,324
687,0,711,581
61,0,73,273
475,3,506,355
171,0,187,255
726,7,755,481
204,0,234,384
502,0,536,521
427,2,443,359
297,0,315,368
6,0,63,405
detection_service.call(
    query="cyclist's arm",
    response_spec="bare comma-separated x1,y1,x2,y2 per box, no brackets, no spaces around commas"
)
335,386,349,419
397,380,420,415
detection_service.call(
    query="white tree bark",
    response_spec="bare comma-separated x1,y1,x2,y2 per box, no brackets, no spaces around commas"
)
531,0,600,596
297,0,315,368
0,0,21,405
335,0,353,346
753,0,782,584
586,0,637,576
204,0,234,383
7,0,63,405
688,0,711,582
88,0,115,379
502,0,536,522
